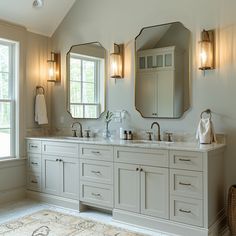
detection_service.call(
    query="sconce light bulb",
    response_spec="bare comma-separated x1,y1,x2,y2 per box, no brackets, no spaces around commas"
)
49,68,54,77
200,50,207,64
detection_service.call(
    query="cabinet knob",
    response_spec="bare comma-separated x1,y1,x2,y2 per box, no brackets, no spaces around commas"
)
136,168,139,171
140,168,143,172
56,159,59,162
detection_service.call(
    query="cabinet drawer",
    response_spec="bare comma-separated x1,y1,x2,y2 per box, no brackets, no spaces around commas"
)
42,141,79,158
28,153,41,173
80,145,113,162
170,196,203,227
27,140,41,154
28,173,41,191
114,147,168,167
170,169,203,199
170,150,203,171
80,181,113,208
80,159,113,185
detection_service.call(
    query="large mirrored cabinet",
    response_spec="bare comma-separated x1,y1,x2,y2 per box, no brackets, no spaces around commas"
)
66,42,106,119
135,22,191,118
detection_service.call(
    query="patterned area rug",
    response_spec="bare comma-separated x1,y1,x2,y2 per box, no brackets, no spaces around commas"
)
0,209,147,236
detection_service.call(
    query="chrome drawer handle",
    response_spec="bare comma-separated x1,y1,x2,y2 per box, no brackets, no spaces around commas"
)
31,162,38,165
179,209,191,214
31,180,38,184
179,182,192,186
179,158,191,162
91,151,101,155
91,170,101,174
91,193,101,197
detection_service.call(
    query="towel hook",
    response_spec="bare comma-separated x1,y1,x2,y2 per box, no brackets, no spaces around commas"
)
200,109,212,119
36,86,45,95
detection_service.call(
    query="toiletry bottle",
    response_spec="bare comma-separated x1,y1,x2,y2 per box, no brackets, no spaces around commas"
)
120,127,124,140
127,131,133,140
123,130,127,140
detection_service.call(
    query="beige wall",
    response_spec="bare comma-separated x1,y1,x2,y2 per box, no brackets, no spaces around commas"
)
0,20,50,200
51,0,236,191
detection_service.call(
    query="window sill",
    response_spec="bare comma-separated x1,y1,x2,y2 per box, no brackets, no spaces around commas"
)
0,157,26,168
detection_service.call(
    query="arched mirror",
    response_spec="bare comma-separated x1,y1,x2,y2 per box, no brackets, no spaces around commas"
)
66,42,106,119
135,22,191,118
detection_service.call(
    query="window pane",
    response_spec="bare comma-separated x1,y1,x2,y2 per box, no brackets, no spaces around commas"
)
0,129,10,157
70,104,83,118
0,102,10,128
85,105,98,118
70,58,81,81
0,73,9,99
147,56,153,68
0,45,9,72
83,60,95,83
139,57,145,69
70,81,81,103
83,82,95,103
165,54,172,66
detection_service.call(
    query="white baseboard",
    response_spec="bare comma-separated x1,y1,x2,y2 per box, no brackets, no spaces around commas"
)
0,187,26,204
113,209,227,236
26,190,80,210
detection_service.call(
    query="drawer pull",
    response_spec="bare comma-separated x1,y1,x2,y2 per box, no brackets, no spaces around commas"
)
179,209,191,214
31,162,38,165
179,182,192,186
91,151,101,155
91,192,101,197
91,170,101,174
31,180,38,184
30,145,38,148
179,158,191,162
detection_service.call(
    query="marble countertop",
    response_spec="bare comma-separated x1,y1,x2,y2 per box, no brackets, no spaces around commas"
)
26,136,226,152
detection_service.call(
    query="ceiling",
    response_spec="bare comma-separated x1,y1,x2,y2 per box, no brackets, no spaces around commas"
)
0,0,75,36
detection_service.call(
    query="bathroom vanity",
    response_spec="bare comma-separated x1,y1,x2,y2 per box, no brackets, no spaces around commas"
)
26,137,226,236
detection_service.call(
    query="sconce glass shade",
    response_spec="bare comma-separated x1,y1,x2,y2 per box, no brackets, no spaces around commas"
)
47,52,61,82
199,30,214,70
110,44,124,79
110,53,122,78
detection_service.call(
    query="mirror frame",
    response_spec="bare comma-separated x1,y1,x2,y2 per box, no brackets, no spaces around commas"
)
134,21,191,119
66,41,107,119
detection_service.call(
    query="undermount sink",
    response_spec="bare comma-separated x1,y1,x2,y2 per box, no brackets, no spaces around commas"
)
131,140,173,145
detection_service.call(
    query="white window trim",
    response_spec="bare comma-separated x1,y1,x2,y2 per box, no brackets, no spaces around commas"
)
0,38,19,160
70,54,101,118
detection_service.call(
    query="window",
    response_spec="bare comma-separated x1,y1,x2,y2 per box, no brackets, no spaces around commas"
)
0,39,17,159
70,54,101,118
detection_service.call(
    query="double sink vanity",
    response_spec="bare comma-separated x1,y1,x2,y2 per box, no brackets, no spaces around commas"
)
26,135,226,236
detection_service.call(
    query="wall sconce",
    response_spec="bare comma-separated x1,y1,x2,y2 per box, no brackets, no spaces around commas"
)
110,43,124,79
47,52,61,83
199,29,215,72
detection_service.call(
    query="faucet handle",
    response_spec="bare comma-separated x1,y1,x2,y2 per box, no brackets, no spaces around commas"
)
165,132,173,142
84,129,91,138
72,130,77,137
146,131,153,141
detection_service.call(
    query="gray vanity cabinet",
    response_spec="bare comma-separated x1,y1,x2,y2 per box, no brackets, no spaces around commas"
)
114,147,169,219
114,163,140,213
41,141,79,200
42,155,60,196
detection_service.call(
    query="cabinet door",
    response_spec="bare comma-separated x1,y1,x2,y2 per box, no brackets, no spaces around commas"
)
136,71,157,117
60,157,79,199
141,166,169,219
157,70,174,117
114,163,140,213
42,155,60,196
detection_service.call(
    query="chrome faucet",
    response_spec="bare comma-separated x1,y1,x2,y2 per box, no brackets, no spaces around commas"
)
71,122,83,137
151,122,161,141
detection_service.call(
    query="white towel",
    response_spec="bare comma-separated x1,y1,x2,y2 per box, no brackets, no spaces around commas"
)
196,118,216,144
35,94,48,125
